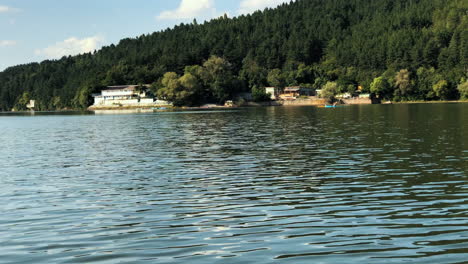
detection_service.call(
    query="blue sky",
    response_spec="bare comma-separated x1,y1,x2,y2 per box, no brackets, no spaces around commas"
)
0,0,292,71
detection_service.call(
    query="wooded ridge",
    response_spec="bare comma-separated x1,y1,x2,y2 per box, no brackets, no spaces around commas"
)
1,0,467,110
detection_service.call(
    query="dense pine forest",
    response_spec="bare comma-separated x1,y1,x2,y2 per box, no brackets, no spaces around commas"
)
1,0,467,110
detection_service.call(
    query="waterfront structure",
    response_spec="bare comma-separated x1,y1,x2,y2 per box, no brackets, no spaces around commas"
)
280,86,313,100
265,87,280,100
336,92,352,99
92,85,152,106
90,85,175,108
91,85,173,108
26,100,35,110
224,100,234,107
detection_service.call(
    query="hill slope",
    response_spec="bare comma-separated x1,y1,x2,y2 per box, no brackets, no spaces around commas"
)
1,0,467,110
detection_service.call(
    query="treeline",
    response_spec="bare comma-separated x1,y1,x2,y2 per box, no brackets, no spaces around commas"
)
0,0,467,110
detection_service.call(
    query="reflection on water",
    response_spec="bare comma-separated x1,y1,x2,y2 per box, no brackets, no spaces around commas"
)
0,104,467,264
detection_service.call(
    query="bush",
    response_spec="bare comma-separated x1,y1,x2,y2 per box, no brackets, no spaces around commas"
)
321,82,339,103
432,80,449,100
457,81,468,100
252,86,271,102
370,76,391,99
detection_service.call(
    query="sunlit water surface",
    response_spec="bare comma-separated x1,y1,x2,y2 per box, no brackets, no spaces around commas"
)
1,104,467,263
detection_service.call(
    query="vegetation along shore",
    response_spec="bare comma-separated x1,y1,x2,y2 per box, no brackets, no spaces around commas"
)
1,0,467,111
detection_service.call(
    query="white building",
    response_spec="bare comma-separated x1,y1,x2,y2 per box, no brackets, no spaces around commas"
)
26,100,35,110
336,92,352,99
265,87,280,100
92,85,155,106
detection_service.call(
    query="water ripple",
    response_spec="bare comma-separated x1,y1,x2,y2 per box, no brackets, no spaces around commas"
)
0,104,467,263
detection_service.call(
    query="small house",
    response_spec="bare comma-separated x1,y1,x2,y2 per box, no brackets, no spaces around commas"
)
224,100,234,107
26,100,35,110
336,93,352,99
265,87,280,100
280,86,313,99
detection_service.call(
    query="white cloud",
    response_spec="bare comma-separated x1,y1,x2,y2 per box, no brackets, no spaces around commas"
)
157,0,219,21
0,5,20,13
35,36,105,59
0,5,10,12
238,0,292,14
0,40,16,47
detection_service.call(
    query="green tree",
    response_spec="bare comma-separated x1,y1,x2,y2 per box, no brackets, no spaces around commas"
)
295,64,314,84
267,69,285,89
103,64,126,86
432,80,450,100
157,72,183,106
52,96,62,109
135,84,147,98
179,72,202,105
239,58,267,88
320,81,339,103
157,71,204,106
313,77,328,91
73,85,94,109
252,85,271,102
184,65,204,78
416,67,436,100
370,76,391,99
457,80,468,100
15,92,31,110
394,69,413,99
202,56,235,104
346,84,356,95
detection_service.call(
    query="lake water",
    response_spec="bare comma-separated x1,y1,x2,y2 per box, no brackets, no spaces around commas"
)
1,104,467,264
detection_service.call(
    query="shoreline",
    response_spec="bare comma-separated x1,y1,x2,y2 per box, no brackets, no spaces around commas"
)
392,100,468,104
87,99,468,111
3,100,467,114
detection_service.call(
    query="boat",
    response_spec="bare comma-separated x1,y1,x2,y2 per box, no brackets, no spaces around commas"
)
320,104,347,108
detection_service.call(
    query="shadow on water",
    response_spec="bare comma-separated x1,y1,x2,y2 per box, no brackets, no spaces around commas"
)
0,110,94,117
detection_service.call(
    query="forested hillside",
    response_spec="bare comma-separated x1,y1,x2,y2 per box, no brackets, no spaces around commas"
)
1,0,467,110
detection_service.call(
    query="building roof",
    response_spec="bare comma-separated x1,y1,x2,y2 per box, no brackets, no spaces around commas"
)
284,86,301,92
102,85,150,91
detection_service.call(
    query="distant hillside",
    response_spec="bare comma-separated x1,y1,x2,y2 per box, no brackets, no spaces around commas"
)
1,0,467,110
